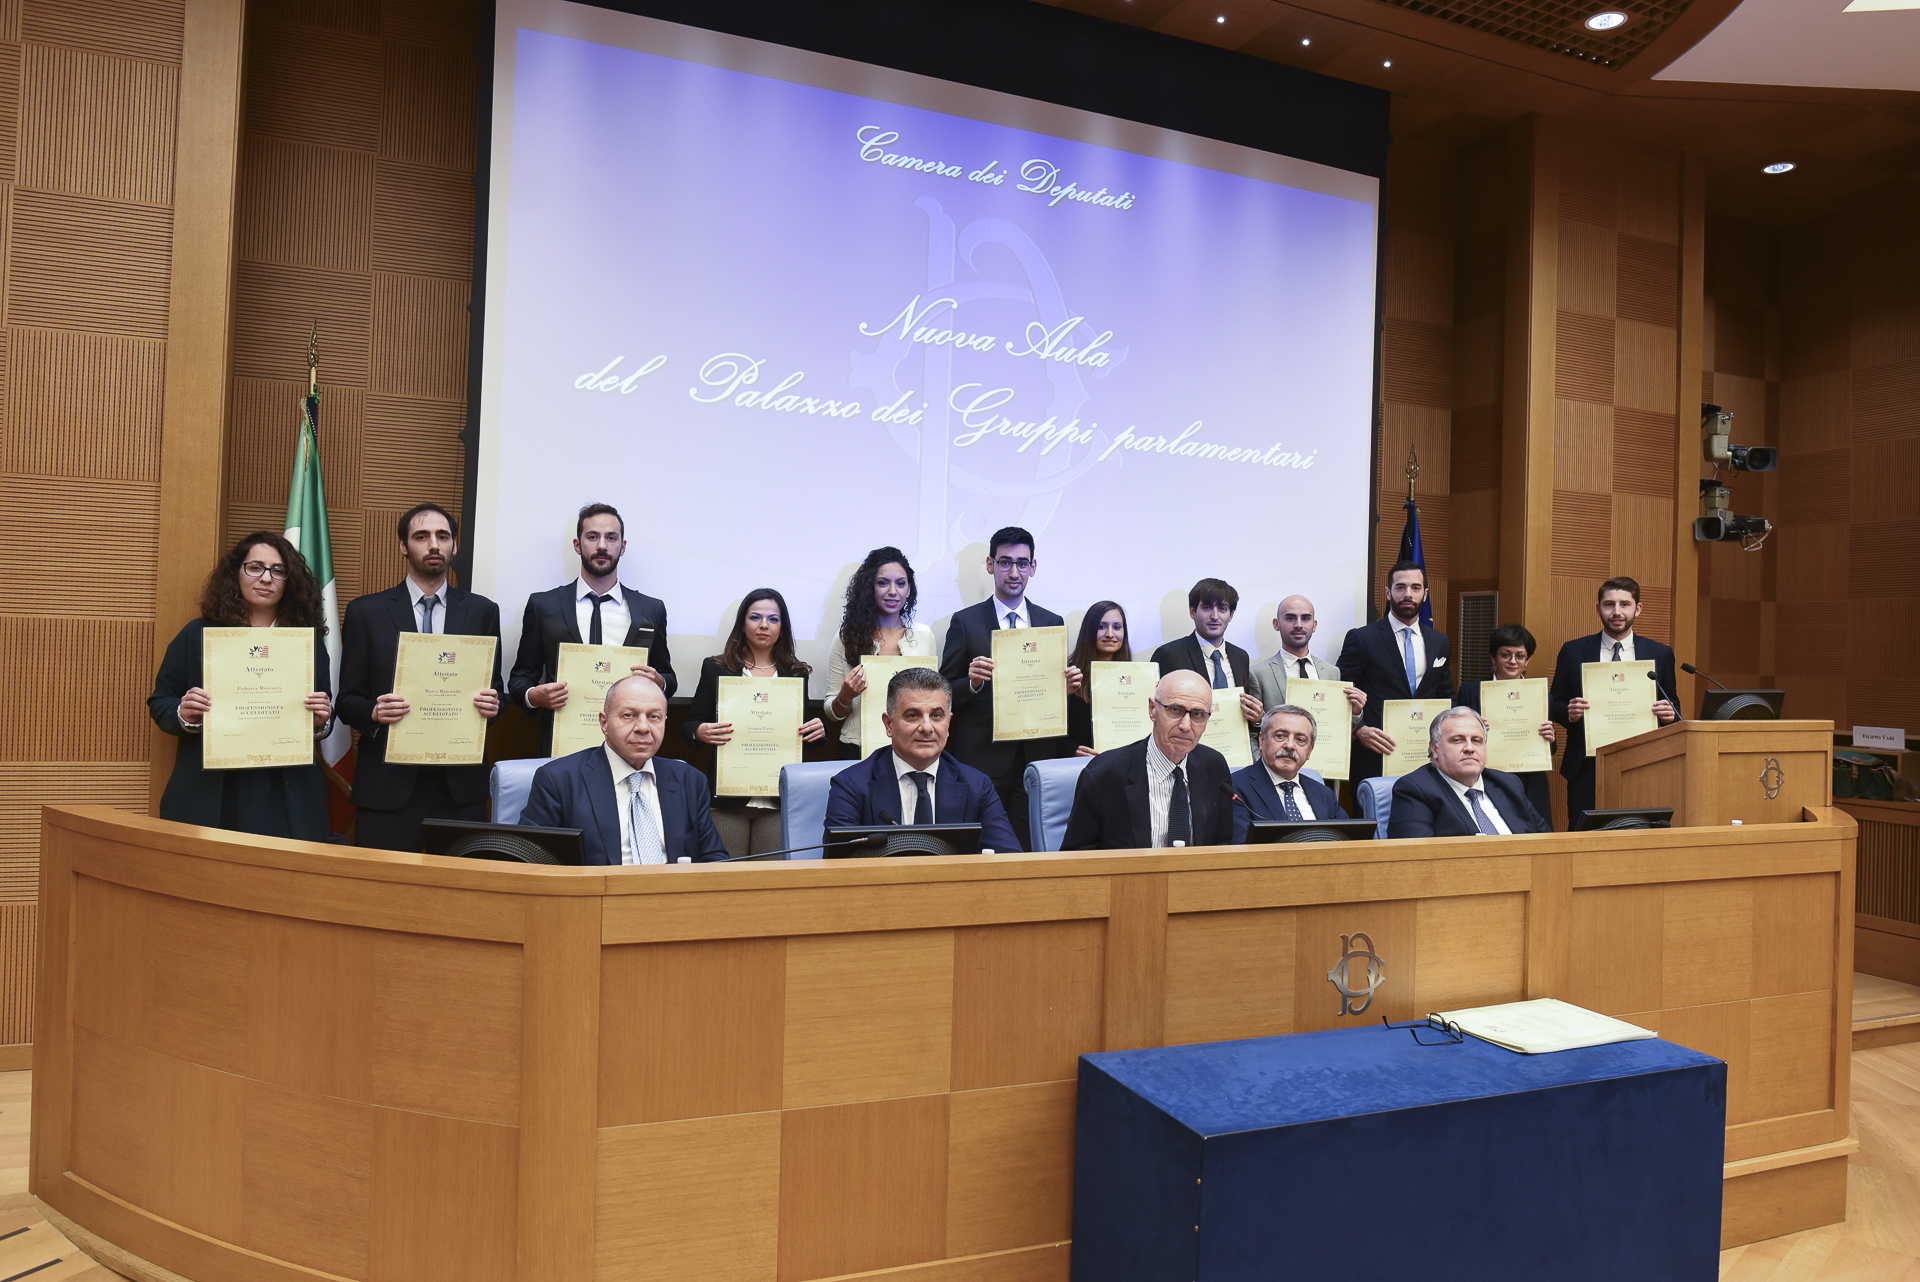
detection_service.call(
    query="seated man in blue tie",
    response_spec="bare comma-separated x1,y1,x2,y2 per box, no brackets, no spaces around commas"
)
822,665,1021,853
1231,704,1348,841
519,674,729,864
1387,706,1550,838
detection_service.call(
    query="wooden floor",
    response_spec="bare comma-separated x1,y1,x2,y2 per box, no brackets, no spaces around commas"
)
0,1011,1916,1281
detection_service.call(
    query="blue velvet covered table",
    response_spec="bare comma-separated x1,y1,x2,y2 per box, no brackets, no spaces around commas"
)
1073,1025,1726,1281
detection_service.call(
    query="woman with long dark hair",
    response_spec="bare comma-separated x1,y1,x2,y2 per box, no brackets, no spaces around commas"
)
823,547,934,760
148,532,335,841
683,588,826,856
1066,601,1130,756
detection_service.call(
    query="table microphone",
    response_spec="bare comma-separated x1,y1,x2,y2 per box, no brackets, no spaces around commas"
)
1680,662,1729,692
1644,669,1678,711
718,834,873,861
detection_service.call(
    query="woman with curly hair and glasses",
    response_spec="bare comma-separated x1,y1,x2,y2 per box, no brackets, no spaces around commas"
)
823,547,934,760
147,531,336,841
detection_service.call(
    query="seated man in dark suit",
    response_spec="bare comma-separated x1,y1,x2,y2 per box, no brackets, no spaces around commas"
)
519,674,728,864
1231,703,1348,842
823,665,1021,853
1387,706,1550,838
1063,670,1235,851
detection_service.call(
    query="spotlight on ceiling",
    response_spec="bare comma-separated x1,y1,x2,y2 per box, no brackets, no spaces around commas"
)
1215,14,1225,22
1584,10,1628,29
1301,36,1311,44
1762,162,1796,174
1382,59,1392,67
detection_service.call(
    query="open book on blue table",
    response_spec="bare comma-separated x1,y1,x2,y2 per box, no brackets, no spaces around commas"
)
1437,998,1657,1054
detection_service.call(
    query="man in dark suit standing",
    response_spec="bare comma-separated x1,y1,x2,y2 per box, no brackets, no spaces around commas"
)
1337,560,1454,781
508,503,675,754
1387,707,1550,838
823,666,1021,853
1549,576,1680,826
519,674,727,864
939,525,1082,850
338,502,504,852
1151,577,1264,730
1231,703,1348,842
1063,671,1235,850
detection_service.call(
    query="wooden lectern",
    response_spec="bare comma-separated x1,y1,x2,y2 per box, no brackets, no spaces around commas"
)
1596,719,1834,826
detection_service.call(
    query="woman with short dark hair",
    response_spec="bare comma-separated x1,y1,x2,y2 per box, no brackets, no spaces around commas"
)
1457,623,1556,829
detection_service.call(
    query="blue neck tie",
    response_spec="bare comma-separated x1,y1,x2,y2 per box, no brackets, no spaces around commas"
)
1610,640,1622,661
908,771,933,825
1211,649,1228,689
629,771,666,864
1279,779,1303,821
1466,787,1500,836
1402,625,1418,692
1006,611,1018,629
420,593,438,633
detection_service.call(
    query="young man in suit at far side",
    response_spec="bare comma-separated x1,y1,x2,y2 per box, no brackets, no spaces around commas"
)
1063,671,1235,851
1549,576,1680,827
939,525,1083,851
1337,560,1454,782
337,502,503,852
1387,707,1550,838
509,503,675,755
519,674,728,865
1231,703,1348,842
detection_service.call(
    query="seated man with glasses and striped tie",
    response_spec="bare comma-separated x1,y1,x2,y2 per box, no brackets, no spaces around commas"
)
1386,706,1550,838
518,674,729,865
1230,704,1348,842
1062,671,1236,851
508,503,676,755
821,666,1021,854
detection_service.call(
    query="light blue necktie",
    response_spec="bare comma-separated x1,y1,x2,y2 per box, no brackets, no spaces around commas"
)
1466,788,1500,836
1006,611,1019,629
1211,649,1228,690
1402,625,1418,692
628,771,666,864
1279,780,1303,821
419,593,438,633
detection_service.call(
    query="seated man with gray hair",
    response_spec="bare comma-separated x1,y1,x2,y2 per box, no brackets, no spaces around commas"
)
823,665,1021,853
1230,704,1348,842
1386,706,1550,838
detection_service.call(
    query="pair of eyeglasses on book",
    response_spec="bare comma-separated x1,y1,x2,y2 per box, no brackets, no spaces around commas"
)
1380,1013,1465,1046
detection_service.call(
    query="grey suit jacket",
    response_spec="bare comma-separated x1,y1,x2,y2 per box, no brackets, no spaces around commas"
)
1247,651,1361,731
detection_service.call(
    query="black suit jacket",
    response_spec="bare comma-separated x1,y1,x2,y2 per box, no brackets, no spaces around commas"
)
1151,634,1252,690
939,598,1069,782
1336,616,1455,780
1061,738,1235,851
680,656,817,809
1229,761,1347,843
1548,634,1679,780
337,582,504,811
148,618,333,842
507,581,675,754
1386,763,1550,838
821,748,1022,853
518,746,728,865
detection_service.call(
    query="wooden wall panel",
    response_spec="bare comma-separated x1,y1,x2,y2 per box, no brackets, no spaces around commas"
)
236,135,373,273
373,159,472,279
19,44,176,206
0,476,158,613
2,328,164,480
244,23,380,150
23,0,184,62
379,40,476,170
370,271,468,400
8,190,172,337
0,42,21,185
232,261,371,385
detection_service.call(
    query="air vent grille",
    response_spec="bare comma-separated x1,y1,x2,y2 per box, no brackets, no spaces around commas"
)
1457,591,1498,684
1369,0,1695,69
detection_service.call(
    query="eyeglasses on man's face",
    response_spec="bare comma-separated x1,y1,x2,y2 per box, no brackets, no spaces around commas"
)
1155,701,1211,725
992,558,1034,572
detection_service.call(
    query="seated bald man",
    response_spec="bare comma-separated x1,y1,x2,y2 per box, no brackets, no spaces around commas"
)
1062,670,1235,850
1386,706,1550,838
519,673,729,864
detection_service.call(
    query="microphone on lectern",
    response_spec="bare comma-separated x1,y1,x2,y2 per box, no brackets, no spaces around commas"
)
1680,662,1730,692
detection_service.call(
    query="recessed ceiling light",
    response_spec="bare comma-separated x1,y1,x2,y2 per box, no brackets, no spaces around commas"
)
1382,59,1392,67
1585,10,1628,29
1301,36,1311,44
1215,14,1225,21
1762,162,1796,174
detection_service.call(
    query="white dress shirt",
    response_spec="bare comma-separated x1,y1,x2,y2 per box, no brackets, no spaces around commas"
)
994,597,1032,631
891,751,940,824
1263,764,1317,819
603,745,666,863
1196,633,1232,687
405,575,448,633
1284,652,1315,681
1145,736,1191,848
1600,630,1636,663
826,622,936,746
1389,616,1426,689
1440,767,1512,834
575,578,632,647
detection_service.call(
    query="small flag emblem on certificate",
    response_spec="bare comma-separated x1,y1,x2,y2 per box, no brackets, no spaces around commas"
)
1507,689,1521,700
593,660,612,673
1410,709,1427,724
1022,641,1038,653
1118,675,1132,686
753,691,770,703
438,651,457,663
248,645,270,658
1611,671,1626,683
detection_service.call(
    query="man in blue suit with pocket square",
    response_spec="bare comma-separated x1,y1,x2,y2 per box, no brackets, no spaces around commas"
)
519,673,728,864
1337,560,1454,782
823,665,1021,853
1231,703,1348,842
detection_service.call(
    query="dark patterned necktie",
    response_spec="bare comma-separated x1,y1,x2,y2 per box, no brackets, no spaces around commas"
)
1168,767,1191,846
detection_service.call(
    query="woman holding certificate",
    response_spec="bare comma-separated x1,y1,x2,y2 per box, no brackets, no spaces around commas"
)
148,533,335,842
684,589,825,857
1066,601,1131,756
1458,624,1556,829
823,547,935,761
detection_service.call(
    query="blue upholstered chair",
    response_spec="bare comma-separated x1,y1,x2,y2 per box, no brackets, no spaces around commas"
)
490,758,552,826
1355,775,1395,838
779,760,857,858
1023,756,1092,853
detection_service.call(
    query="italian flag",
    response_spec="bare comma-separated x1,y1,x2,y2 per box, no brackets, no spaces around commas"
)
285,385,348,766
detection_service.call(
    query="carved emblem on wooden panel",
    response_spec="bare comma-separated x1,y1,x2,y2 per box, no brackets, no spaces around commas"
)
1327,931,1384,1016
